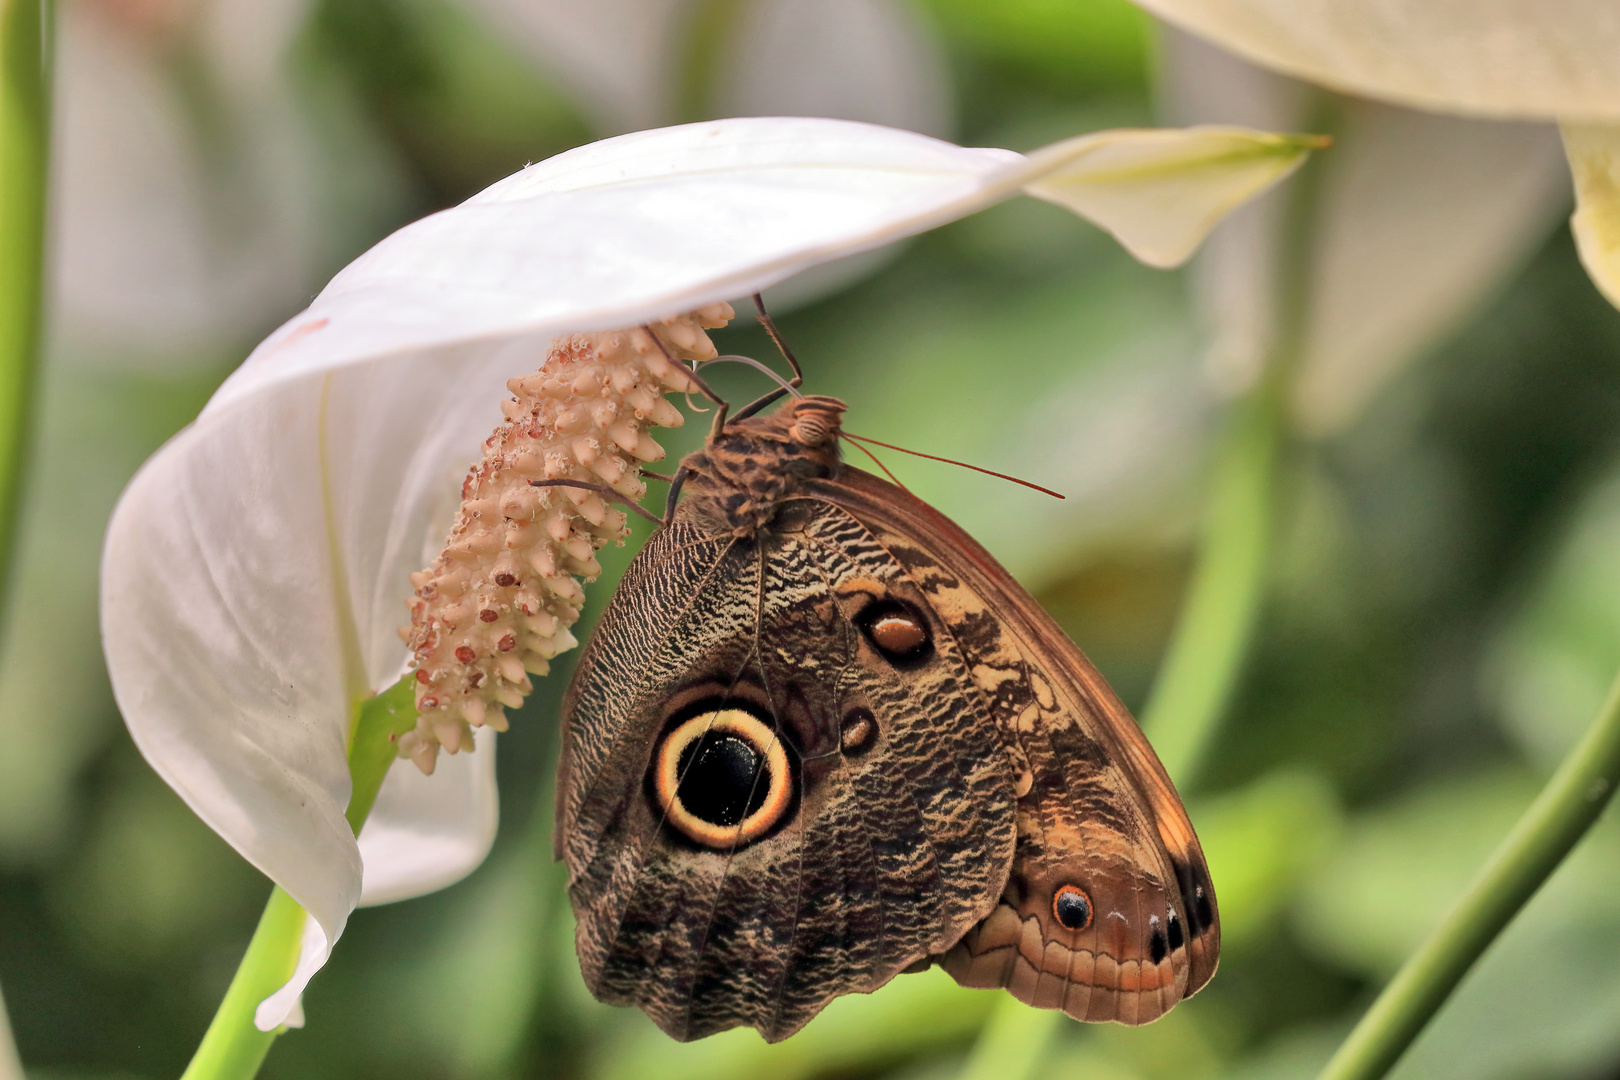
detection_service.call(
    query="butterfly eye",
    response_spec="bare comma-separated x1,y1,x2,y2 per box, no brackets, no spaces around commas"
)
1052,884,1093,931
652,708,794,849
857,601,933,666
839,707,878,755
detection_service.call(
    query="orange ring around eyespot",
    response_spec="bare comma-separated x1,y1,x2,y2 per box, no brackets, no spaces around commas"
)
653,709,792,849
1052,884,1094,932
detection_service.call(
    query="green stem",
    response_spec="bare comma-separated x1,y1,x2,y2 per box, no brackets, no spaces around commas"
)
179,888,307,1080
0,0,50,611
180,679,419,1080
952,381,1284,1080
0,9,50,1075
0,978,22,1080
1317,666,1620,1080
1139,381,1281,786
674,0,745,122
953,110,1320,1080
956,995,1065,1080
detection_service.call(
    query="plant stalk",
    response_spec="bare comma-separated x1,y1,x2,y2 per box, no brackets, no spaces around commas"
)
950,372,1284,1080
1139,379,1281,785
0,0,50,612
0,979,22,1080
0,7,51,1074
1317,665,1620,1080
180,680,418,1080
179,888,306,1080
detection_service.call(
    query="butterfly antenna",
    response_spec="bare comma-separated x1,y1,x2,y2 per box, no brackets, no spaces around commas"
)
698,354,805,398
642,324,730,437
837,433,910,492
841,431,1065,500
752,293,803,387
529,479,665,524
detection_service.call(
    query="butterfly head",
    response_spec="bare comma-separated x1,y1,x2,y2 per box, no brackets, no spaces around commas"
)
678,395,848,535
784,395,845,447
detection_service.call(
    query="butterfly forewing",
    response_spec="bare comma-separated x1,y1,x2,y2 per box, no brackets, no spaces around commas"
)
803,467,1221,1022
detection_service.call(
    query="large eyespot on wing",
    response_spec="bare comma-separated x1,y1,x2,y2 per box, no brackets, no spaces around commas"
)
648,705,797,850
557,513,1018,1044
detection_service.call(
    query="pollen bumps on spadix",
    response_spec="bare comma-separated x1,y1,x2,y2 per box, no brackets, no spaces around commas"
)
399,303,735,774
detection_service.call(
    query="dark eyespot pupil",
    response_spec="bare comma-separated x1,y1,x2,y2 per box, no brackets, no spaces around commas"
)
1167,912,1185,950
1150,928,1168,965
675,734,768,826
1053,886,1092,930
1194,885,1214,931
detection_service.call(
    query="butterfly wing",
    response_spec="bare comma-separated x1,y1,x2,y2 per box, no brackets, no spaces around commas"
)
805,466,1220,1024
556,510,1018,1042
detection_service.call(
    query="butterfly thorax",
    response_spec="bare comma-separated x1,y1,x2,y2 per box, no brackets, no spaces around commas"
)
676,395,846,535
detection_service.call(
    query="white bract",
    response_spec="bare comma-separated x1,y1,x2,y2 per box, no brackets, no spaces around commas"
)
99,116,1316,1029
1160,29,1570,435
1133,0,1620,308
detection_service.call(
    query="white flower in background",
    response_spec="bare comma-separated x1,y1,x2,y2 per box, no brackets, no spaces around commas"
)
1132,0,1620,311
53,0,383,371
1161,29,1571,434
451,0,956,307
0,0,398,862
99,115,1321,1027
458,0,951,137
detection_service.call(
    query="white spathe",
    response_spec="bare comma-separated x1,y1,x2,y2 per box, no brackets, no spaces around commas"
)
1131,0,1620,123
100,116,1315,1030
1159,27,1571,435
1565,125,1620,310
1131,0,1620,310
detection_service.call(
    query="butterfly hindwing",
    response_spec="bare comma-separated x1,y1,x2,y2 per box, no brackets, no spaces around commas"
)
557,502,1017,1042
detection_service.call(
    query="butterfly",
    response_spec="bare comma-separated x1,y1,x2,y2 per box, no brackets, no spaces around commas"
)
554,390,1218,1042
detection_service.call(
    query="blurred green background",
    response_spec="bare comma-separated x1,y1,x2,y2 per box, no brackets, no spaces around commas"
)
4,0,1620,1078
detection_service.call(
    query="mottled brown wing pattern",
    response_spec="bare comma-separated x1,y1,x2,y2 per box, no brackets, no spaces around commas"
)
556,505,1017,1042
803,467,1221,1024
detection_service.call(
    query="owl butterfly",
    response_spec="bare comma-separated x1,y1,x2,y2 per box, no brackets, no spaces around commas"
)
555,392,1218,1042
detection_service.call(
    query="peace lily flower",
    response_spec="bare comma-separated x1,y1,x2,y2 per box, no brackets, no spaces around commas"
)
1130,0,1620,308
100,115,1323,1029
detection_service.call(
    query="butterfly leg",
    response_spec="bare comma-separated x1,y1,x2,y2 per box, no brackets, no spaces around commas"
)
528,479,664,525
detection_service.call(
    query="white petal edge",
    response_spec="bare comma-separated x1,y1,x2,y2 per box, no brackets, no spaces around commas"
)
103,347,526,1029
1022,126,1320,269
358,725,499,906
255,915,327,1031
1564,123,1620,311
1295,107,1569,434
1132,0,1620,122
203,117,1316,420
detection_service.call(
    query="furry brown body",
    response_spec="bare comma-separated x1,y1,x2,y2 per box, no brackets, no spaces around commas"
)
555,395,1219,1042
